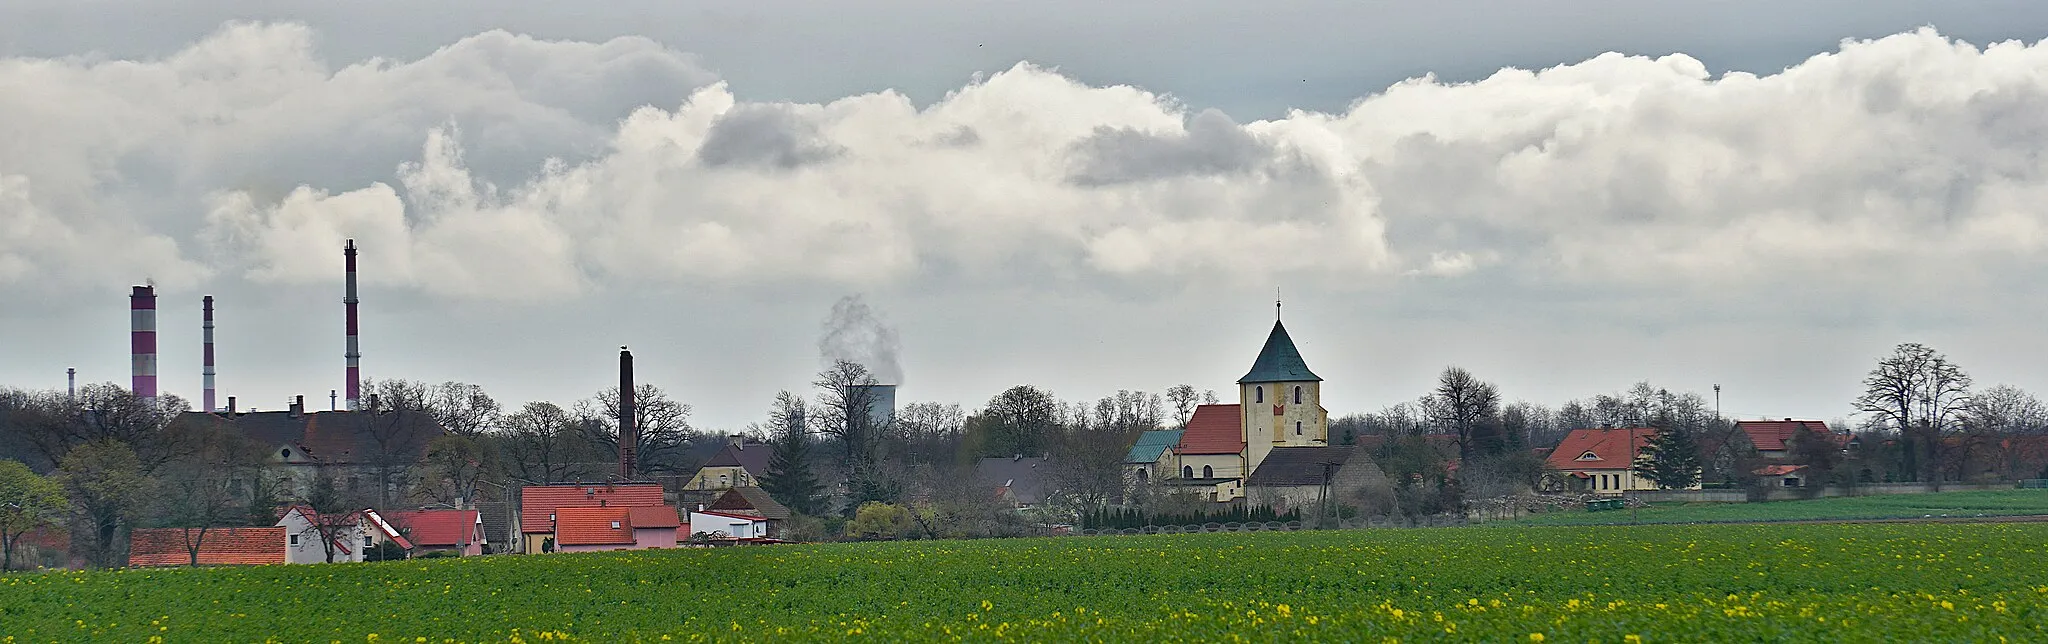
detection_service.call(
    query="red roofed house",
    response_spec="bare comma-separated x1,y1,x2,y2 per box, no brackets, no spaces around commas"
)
1158,314,1334,502
520,483,666,553
552,505,684,552
276,506,413,563
128,526,287,567
1755,464,1811,487
1736,419,1846,460
1543,428,1684,493
388,510,485,557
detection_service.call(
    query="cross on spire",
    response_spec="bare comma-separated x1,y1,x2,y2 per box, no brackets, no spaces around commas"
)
1275,287,1282,321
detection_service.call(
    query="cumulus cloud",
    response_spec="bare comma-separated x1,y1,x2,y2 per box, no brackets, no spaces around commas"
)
5,24,2048,307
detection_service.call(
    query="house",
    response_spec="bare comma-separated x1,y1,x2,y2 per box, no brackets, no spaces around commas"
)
682,436,773,492
388,509,485,557
552,505,683,552
128,527,286,567
1736,419,1845,460
474,501,515,554
1756,464,1810,487
975,455,1053,508
276,505,414,563
519,483,665,553
1543,428,1679,493
184,398,443,501
705,486,792,537
1124,429,1184,484
1157,314,1335,502
688,510,771,540
1243,445,1388,514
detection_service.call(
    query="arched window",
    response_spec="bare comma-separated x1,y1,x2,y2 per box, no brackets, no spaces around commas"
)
1182,465,1193,478
1255,386,1263,403
1202,465,1214,478
1295,421,1302,436
1293,386,1302,404
1136,468,1148,482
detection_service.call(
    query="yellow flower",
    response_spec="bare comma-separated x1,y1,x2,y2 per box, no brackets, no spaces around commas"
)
1530,634,1546,642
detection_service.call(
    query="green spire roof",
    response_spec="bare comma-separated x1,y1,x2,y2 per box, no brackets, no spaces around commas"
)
1238,320,1321,384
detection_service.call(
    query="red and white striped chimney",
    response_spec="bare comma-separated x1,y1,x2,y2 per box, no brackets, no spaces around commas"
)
130,285,157,403
344,239,361,411
202,295,216,413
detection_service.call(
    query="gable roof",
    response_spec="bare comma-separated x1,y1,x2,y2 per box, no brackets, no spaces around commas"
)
388,510,481,548
128,527,286,567
1545,428,1657,472
555,507,635,545
520,484,666,534
1125,429,1185,464
974,456,1052,505
1177,404,1246,455
1755,464,1809,476
626,505,683,529
299,411,441,464
702,441,774,474
1246,446,1357,486
709,486,792,520
1239,320,1321,384
475,502,510,545
1735,419,1835,451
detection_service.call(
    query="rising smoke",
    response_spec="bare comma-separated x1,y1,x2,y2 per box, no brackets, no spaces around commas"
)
818,295,902,385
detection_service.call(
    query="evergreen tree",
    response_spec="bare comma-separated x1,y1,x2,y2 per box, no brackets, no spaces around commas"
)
1634,427,1702,489
758,391,825,516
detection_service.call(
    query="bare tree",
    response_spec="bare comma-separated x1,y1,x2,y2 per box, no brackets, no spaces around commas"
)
359,378,442,508
576,384,693,477
1165,385,1198,428
153,422,265,566
1433,367,1503,463
1967,384,2047,435
499,401,588,484
426,381,501,437
415,435,495,507
57,440,148,568
897,401,966,464
1853,343,1972,484
813,360,885,466
973,385,1060,458
15,384,195,475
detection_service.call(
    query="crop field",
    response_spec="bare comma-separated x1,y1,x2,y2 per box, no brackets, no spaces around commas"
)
1515,488,2048,526
4,523,2047,642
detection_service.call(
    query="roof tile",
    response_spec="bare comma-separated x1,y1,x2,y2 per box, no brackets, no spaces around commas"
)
128,527,286,567
1177,404,1245,455
554,507,634,545
521,484,665,534
1545,428,1657,472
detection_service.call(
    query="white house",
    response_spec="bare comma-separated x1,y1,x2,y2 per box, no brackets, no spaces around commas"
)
277,505,413,563
688,510,770,540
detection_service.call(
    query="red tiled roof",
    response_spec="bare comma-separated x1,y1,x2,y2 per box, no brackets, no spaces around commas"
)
1177,404,1245,455
1736,420,1834,451
128,527,286,567
1545,428,1657,472
1755,464,1809,476
520,484,665,534
388,510,480,548
627,506,682,529
555,507,634,546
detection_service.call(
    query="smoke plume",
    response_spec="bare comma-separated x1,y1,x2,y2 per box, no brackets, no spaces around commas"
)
818,295,902,385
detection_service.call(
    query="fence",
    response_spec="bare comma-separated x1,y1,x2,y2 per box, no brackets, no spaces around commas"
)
1067,515,1471,536
1624,481,2020,504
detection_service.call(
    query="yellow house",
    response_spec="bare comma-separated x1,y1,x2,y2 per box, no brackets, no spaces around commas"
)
683,438,773,491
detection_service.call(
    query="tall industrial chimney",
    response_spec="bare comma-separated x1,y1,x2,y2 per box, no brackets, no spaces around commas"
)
344,239,361,411
130,285,157,404
202,295,216,413
618,346,637,479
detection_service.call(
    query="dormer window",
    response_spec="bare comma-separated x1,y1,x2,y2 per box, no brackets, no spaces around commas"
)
1576,451,1600,461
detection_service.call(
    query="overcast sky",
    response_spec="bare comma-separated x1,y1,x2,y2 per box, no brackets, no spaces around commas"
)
4,1,2047,430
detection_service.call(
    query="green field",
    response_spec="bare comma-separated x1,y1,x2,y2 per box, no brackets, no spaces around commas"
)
1512,489,2048,526
6,523,2048,642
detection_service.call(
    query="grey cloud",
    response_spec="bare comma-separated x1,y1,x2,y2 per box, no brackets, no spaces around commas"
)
696,104,844,170
1064,109,1276,186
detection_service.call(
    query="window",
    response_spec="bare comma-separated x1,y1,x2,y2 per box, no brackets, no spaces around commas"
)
1295,421,1302,436
1183,465,1193,478
289,534,299,546
1136,468,1148,482
280,448,291,458
1255,386,1263,403
1577,451,1600,461
1293,386,1302,404
1202,465,1214,478
363,536,373,547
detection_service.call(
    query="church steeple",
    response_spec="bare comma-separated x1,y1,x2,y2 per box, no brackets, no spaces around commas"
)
1238,318,1321,384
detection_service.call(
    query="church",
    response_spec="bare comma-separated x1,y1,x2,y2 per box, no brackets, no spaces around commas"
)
1128,309,1358,504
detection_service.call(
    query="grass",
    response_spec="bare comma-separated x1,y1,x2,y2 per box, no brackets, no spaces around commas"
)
4,522,2048,641
1511,488,2048,526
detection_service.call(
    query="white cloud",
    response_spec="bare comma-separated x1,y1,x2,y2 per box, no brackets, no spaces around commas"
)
5,24,2048,308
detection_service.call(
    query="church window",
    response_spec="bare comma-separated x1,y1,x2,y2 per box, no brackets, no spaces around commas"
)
1293,386,1302,404
1183,465,1193,478
1295,421,1302,435
1202,465,1214,478
1255,386,1263,403
1136,468,1148,482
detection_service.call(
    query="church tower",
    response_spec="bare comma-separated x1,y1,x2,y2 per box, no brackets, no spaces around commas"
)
1237,310,1329,474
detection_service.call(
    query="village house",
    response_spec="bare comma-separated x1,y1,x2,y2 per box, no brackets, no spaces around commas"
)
552,505,684,552
975,455,1054,509
704,486,792,537
128,526,287,567
682,436,773,492
387,509,486,557
1736,419,1845,460
1243,445,1387,515
518,483,666,553
1544,428,1683,493
1124,428,1183,486
688,510,771,540
276,505,412,563
183,398,442,502
1755,464,1812,487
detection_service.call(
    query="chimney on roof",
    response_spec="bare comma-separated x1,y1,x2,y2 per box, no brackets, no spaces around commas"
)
227,396,237,414
1784,418,1793,422
618,346,637,479
728,433,743,449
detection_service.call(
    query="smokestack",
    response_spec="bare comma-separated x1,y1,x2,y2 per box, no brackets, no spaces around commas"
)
203,295,216,413
618,346,637,479
344,239,361,411
130,285,157,404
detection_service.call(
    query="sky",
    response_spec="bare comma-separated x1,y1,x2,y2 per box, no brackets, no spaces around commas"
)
4,1,2048,431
